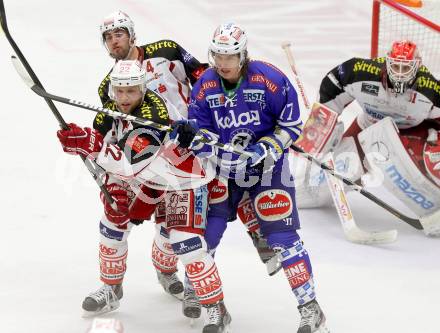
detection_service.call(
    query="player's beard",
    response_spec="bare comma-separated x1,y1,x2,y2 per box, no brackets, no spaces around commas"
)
110,44,131,60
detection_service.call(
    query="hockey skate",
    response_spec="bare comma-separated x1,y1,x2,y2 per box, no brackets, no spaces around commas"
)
203,300,231,333
297,299,329,333
156,270,184,298
82,283,123,317
182,285,201,319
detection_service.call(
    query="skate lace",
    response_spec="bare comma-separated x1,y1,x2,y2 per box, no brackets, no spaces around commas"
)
299,304,317,328
206,304,222,325
89,285,116,305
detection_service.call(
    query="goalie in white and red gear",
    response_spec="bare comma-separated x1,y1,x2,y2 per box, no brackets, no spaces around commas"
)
297,40,440,234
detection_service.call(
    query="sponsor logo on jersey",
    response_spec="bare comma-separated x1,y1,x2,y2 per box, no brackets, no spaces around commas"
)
196,80,218,100
159,225,169,238
250,74,278,93
126,135,150,154
194,186,207,227
190,264,222,300
145,41,177,55
285,259,311,289
172,236,203,256
255,190,293,222
386,165,434,209
353,59,382,76
237,198,258,231
151,242,179,270
182,51,194,63
99,222,124,241
416,75,440,96
364,105,385,120
214,109,261,129
207,94,225,108
243,89,266,107
186,261,206,275
209,178,228,204
99,244,118,256
147,92,169,120
166,192,190,228
361,83,379,96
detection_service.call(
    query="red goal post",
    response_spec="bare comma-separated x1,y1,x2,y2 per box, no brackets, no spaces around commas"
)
371,0,440,77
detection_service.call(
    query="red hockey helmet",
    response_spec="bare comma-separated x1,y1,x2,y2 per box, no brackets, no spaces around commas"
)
386,40,421,93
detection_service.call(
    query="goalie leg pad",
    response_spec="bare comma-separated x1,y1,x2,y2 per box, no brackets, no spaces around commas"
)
99,216,133,284
169,230,224,305
359,117,440,217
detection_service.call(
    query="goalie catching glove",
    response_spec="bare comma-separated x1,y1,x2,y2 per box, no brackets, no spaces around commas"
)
57,123,103,158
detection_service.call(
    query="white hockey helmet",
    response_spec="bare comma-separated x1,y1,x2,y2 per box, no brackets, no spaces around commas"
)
100,10,135,42
209,22,247,67
109,60,147,100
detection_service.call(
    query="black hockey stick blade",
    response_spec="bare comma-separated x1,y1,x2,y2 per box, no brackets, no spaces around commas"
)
290,144,424,230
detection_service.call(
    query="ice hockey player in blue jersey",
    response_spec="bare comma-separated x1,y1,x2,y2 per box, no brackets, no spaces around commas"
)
171,22,330,333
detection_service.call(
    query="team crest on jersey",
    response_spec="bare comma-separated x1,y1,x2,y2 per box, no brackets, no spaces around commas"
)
255,190,293,222
230,128,255,150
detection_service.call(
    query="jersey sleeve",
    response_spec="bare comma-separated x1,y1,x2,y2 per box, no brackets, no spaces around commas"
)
144,40,208,85
94,72,115,136
188,78,216,132
95,91,170,178
318,57,360,113
259,65,303,152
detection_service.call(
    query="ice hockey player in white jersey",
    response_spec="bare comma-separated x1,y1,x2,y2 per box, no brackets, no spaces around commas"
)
298,40,440,232
93,10,209,318
56,60,225,327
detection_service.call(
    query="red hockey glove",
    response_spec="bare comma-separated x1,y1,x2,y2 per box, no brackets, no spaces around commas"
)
57,123,103,158
100,184,130,227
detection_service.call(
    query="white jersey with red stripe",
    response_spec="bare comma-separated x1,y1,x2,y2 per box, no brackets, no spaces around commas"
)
319,57,440,130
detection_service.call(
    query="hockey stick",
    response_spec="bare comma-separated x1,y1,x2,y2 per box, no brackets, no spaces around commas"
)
11,55,251,158
0,0,117,208
281,41,399,243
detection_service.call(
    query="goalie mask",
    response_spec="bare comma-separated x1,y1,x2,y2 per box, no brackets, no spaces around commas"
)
386,40,421,94
109,60,147,113
208,22,248,69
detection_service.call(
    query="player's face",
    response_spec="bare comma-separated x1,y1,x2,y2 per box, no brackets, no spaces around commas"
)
113,86,143,114
213,53,241,82
104,29,132,60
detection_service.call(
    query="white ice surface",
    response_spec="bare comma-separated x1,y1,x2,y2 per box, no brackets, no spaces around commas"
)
0,1,439,332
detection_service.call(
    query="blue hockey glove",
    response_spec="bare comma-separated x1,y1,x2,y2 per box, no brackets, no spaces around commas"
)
245,140,282,173
170,119,199,148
